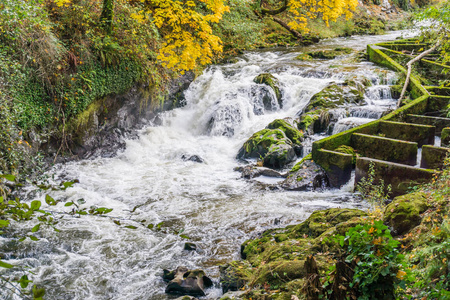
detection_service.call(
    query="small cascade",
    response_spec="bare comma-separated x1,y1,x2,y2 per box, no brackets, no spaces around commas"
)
332,117,376,135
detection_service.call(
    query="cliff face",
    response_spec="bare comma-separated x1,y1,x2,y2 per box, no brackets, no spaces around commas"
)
42,72,196,162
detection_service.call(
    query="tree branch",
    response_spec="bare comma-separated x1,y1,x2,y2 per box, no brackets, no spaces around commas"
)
397,40,441,107
272,17,303,40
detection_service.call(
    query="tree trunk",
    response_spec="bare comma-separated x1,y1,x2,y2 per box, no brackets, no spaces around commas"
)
397,41,440,107
101,0,114,34
272,17,303,40
302,255,322,300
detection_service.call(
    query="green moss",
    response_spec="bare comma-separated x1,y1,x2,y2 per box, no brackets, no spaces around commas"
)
334,145,357,165
305,81,364,113
288,208,367,238
295,53,312,61
290,154,312,173
267,119,303,145
351,133,418,166
383,192,429,235
241,128,289,158
305,47,353,59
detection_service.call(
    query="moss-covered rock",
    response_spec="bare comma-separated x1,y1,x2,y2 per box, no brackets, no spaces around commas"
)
263,144,296,169
298,109,331,135
254,73,282,107
305,47,353,59
280,159,328,191
238,128,291,159
237,119,306,169
305,80,365,113
383,192,429,235
287,208,367,238
267,119,303,145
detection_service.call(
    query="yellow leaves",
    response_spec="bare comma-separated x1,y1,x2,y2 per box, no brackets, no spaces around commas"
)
54,0,71,7
396,270,407,280
150,0,228,71
130,12,146,24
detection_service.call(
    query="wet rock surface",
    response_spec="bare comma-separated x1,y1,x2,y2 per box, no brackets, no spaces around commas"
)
163,267,213,296
280,159,329,191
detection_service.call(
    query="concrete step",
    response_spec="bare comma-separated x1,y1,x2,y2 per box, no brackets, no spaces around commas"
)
406,114,450,136
421,145,450,169
355,157,435,198
351,133,417,166
379,120,435,146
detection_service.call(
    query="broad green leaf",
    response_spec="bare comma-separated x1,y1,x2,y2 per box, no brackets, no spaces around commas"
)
31,200,41,211
125,225,137,229
29,235,39,241
0,220,10,228
64,202,74,207
179,234,190,239
0,260,13,268
31,224,41,233
147,224,154,229
45,195,55,205
1,174,16,182
19,275,30,289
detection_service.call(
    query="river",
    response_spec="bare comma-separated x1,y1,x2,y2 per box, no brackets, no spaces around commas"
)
1,31,413,300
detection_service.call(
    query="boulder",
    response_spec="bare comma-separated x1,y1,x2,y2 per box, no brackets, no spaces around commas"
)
304,80,367,113
263,143,296,169
279,159,328,191
383,192,429,235
237,119,305,169
164,267,213,296
303,47,353,59
253,73,282,108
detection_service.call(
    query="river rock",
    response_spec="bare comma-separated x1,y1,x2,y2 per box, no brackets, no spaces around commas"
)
237,119,305,169
253,73,282,108
279,159,328,191
184,243,197,251
304,79,367,113
181,154,204,163
164,267,213,296
302,47,353,59
235,165,286,179
236,128,297,169
263,143,296,169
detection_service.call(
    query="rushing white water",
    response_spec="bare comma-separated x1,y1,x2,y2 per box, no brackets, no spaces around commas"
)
1,31,414,300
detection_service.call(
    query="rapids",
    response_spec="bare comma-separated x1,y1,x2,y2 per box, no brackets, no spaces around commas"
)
1,31,414,300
